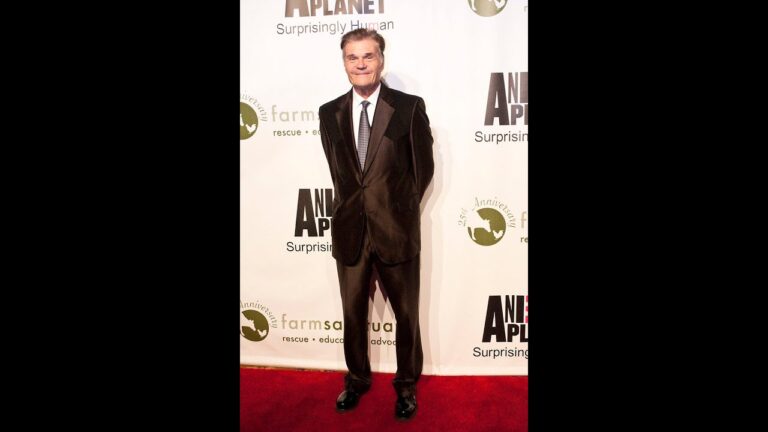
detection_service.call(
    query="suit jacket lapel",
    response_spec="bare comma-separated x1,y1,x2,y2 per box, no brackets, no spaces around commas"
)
334,90,361,180
363,84,395,175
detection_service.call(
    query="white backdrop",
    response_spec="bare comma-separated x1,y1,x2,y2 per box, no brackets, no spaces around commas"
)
240,0,528,375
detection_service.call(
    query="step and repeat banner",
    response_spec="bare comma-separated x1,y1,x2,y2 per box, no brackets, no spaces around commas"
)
241,0,527,375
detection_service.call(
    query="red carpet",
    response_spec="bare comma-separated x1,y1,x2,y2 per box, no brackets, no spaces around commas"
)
241,367,527,431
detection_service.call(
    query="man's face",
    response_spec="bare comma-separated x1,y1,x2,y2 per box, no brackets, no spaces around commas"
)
343,38,384,93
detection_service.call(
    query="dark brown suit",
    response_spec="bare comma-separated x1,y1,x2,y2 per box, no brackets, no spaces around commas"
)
319,83,434,396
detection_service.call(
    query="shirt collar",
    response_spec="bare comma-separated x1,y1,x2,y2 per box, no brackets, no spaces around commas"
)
352,83,381,108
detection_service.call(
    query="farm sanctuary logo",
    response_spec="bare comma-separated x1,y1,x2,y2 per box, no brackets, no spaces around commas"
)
240,94,268,141
240,300,278,342
458,196,517,246
468,0,508,17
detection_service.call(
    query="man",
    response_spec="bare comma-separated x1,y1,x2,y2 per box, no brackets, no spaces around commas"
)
318,28,434,421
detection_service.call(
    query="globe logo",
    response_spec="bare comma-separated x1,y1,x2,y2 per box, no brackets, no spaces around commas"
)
466,207,506,246
240,102,259,140
241,309,269,341
468,0,508,17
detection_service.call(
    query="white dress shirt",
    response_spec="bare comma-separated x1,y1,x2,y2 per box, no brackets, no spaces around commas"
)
352,84,381,150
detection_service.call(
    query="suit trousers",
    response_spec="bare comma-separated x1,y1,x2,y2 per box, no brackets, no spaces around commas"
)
336,229,423,397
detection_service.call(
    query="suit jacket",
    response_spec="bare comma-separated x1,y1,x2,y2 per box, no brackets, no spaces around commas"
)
319,83,434,266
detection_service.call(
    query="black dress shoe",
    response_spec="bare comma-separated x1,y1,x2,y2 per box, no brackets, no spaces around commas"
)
336,389,362,412
395,395,417,421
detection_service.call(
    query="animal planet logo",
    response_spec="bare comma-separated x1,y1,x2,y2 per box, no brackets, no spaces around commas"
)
295,188,334,237
288,188,334,254
284,0,385,16
459,197,516,246
468,0,507,17
482,295,528,343
485,72,528,126
240,102,259,140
